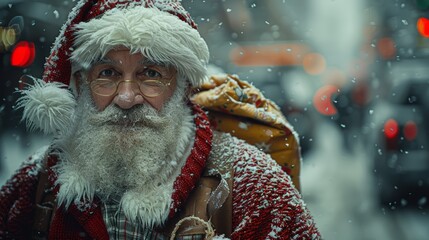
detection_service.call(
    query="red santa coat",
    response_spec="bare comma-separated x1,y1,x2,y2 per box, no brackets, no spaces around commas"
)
0,109,320,239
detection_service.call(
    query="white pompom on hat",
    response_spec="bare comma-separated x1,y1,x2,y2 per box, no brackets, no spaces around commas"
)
19,0,209,134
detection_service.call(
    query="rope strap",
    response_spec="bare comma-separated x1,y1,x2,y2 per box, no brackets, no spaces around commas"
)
170,216,215,240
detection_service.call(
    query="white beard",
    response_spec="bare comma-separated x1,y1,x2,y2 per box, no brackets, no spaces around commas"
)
53,84,195,227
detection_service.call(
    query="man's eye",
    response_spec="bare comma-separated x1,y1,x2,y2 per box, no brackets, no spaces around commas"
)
99,69,118,77
145,69,162,79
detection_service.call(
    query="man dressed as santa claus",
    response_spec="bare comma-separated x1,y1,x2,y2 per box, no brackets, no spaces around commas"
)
0,0,321,239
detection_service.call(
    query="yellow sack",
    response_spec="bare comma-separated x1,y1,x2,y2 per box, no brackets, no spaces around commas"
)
191,74,302,191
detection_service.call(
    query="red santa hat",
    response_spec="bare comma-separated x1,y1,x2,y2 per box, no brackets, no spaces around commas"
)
18,0,209,134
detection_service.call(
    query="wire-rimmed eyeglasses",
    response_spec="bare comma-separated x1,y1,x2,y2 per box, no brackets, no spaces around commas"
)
89,78,173,97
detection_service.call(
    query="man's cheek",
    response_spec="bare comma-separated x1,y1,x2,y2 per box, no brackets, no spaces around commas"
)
92,94,113,111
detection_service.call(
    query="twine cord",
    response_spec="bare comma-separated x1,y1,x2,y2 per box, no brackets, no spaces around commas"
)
170,216,215,240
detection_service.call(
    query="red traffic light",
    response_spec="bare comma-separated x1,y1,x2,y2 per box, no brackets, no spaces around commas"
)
10,41,35,67
417,17,429,38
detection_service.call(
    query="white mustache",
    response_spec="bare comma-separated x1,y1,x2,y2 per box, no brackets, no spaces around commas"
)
87,104,167,127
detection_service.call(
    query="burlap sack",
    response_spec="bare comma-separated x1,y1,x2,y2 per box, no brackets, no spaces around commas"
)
191,74,301,191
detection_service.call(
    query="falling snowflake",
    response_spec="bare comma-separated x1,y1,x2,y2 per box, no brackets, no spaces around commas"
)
53,10,59,19
238,122,249,130
255,142,272,152
265,129,273,136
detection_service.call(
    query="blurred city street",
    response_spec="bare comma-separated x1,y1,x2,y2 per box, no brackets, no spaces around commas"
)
301,120,429,240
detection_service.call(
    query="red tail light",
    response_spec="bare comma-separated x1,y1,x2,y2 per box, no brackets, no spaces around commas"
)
404,121,418,141
313,85,339,116
384,119,398,139
384,119,399,150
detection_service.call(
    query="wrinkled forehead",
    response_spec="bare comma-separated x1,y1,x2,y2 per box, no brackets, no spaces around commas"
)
73,47,174,73
87,54,177,80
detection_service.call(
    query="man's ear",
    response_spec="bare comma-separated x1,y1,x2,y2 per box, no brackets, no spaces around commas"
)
72,71,82,95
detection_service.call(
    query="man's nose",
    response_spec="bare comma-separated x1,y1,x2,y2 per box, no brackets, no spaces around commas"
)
113,81,145,109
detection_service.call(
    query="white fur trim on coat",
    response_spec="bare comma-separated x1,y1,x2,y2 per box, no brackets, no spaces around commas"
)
71,6,209,87
16,78,76,135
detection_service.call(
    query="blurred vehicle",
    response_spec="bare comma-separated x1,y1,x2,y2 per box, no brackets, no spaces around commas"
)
365,0,429,208
368,75,429,207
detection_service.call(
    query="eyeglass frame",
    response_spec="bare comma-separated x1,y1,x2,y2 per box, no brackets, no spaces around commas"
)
88,77,174,98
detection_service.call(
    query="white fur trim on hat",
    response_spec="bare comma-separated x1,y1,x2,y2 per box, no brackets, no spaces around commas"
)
16,78,76,135
71,6,209,87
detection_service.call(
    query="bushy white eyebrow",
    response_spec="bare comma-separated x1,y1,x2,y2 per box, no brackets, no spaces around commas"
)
92,58,119,67
92,57,169,68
